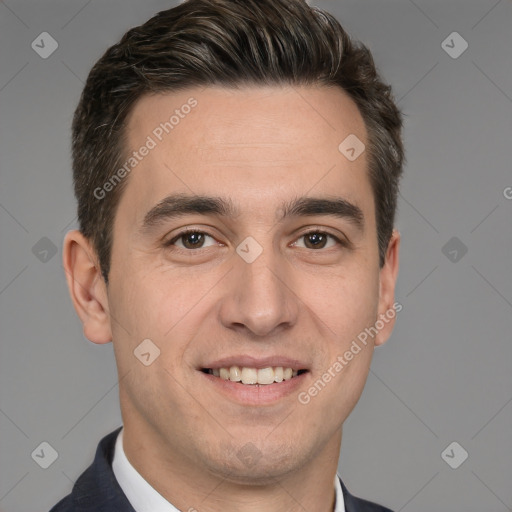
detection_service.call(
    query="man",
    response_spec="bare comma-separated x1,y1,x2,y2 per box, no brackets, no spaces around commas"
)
53,0,403,510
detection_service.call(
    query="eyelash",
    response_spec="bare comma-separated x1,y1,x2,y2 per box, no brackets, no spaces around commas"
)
163,228,347,251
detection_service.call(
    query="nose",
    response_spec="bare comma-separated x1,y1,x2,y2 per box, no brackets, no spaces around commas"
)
218,242,300,338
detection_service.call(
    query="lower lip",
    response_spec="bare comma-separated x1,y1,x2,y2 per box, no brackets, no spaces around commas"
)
200,371,308,405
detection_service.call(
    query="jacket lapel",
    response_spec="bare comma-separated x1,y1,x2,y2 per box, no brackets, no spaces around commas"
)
71,427,136,511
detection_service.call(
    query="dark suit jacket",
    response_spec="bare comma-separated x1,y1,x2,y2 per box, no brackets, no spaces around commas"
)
50,427,393,512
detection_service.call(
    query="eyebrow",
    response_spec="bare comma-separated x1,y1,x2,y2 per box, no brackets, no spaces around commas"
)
140,193,364,233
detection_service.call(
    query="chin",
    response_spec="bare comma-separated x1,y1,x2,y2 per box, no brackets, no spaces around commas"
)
201,439,307,484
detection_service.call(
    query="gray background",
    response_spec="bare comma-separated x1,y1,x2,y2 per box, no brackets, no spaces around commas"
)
0,1,511,511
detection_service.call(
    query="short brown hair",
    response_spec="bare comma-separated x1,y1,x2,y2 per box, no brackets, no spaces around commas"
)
72,0,404,282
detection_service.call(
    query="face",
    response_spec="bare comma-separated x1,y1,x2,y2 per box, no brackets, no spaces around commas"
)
65,85,399,484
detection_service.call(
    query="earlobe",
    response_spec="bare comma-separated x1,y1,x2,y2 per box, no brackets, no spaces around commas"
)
62,230,112,344
375,229,400,347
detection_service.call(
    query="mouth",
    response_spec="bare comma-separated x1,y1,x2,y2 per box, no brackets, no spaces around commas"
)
201,366,309,385
198,356,310,404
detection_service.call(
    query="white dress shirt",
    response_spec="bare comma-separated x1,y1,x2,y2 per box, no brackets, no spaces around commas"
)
112,427,345,512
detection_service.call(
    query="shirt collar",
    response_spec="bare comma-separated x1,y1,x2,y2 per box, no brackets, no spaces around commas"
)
112,427,345,512
112,427,180,512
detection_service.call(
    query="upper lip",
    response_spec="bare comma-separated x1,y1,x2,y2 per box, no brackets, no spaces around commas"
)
200,355,309,371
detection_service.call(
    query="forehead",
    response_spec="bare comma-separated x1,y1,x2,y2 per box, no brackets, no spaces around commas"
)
117,85,372,227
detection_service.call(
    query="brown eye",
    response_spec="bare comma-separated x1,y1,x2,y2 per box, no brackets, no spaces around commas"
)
166,230,217,250
293,231,341,250
303,232,328,249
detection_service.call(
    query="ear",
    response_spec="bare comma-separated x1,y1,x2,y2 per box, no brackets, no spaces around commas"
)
374,229,400,347
62,230,112,344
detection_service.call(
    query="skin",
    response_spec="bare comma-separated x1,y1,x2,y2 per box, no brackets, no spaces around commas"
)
63,85,400,512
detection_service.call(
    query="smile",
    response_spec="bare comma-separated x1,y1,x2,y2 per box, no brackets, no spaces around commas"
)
202,366,308,385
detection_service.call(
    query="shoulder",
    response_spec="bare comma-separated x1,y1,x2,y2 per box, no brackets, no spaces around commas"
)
49,494,73,512
48,427,134,512
350,497,394,512
339,477,394,512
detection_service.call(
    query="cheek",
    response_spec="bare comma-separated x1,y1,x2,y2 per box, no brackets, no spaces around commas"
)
109,265,221,377
109,268,206,421
109,260,192,336
303,264,380,347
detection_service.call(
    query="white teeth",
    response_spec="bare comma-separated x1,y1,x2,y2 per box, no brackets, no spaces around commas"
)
210,366,303,385
241,367,258,384
229,366,241,382
257,367,275,385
